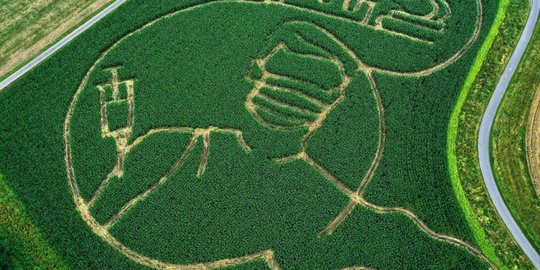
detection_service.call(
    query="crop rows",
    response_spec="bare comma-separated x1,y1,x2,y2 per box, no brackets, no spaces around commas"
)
0,0,498,269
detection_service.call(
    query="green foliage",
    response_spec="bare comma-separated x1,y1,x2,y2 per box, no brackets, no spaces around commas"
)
265,48,342,90
0,176,68,269
396,0,435,16
253,95,317,121
0,0,501,269
380,16,443,42
109,135,486,269
105,101,130,132
219,259,270,270
259,87,323,113
0,235,12,270
90,132,193,224
284,0,370,21
255,106,306,128
266,77,340,105
306,72,379,189
70,84,118,200
389,12,445,31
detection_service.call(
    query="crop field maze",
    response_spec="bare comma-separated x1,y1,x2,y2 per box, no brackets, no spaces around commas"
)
0,0,500,269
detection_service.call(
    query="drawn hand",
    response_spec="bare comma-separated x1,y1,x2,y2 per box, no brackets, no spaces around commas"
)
246,21,360,130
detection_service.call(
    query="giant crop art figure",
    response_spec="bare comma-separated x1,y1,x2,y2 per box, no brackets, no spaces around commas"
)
64,0,490,269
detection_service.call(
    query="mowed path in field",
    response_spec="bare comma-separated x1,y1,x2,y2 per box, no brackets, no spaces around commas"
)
0,0,113,78
0,0,538,268
478,0,540,268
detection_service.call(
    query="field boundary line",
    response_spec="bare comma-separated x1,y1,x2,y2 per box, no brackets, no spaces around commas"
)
446,1,511,268
478,0,540,267
0,0,127,92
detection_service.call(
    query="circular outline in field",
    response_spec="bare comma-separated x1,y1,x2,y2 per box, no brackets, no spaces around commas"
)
64,1,484,269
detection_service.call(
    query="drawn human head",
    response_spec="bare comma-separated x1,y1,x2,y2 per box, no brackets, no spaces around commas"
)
64,1,486,269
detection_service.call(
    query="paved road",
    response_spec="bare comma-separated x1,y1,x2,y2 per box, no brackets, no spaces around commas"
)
0,0,127,91
478,0,540,268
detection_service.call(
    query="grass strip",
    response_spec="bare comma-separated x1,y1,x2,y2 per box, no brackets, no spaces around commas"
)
447,0,534,269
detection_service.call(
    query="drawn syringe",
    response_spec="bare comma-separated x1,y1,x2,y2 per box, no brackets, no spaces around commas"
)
96,67,135,175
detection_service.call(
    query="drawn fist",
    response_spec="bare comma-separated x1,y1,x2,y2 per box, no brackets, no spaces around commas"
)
246,21,360,130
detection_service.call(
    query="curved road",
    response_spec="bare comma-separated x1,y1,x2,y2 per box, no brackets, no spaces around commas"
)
0,0,126,91
0,0,539,268
478,0,540,268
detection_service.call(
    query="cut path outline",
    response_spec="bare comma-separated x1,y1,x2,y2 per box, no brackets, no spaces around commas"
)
478,0,540,268
1,0,538,268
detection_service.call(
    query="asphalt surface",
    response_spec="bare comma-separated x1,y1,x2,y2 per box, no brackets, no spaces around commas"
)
0,0,127,91
478,0,540,268
0,0,539,267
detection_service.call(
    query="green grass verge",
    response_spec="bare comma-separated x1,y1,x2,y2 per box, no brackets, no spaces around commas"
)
448,0,534,269
447,1,510,267
491,18,540,254
0,175,67,269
